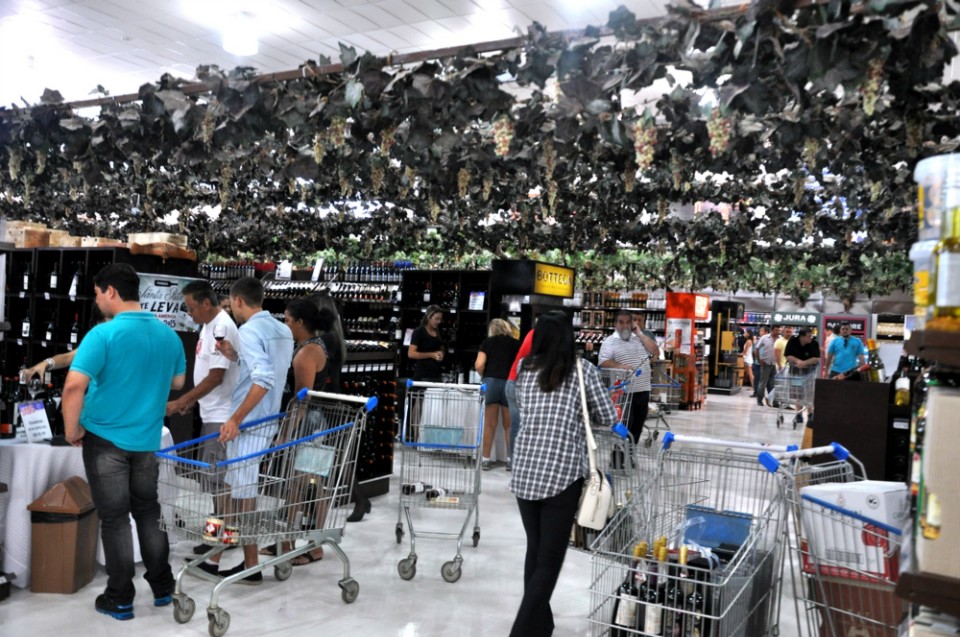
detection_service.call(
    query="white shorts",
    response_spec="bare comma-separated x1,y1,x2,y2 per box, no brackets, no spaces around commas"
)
224,425,277,500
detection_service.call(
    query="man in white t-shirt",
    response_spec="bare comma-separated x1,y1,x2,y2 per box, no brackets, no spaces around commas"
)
166,280,240,554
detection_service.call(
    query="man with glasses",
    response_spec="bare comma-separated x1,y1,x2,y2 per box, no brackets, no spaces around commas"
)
166,281,240,555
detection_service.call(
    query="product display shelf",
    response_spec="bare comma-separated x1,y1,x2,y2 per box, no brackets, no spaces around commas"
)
895,329,960,617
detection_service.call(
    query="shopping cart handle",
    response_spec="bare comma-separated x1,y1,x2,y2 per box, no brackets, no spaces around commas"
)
611,423,629,439
297,387,310,401
297,388,380,408
663,431,798,453
632,368,643,377
662,431,676,449
757,442,852,473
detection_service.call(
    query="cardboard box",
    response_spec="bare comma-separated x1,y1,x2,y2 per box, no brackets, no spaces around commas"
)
800,480,908,581
917,387,960,580
27,476,99,594
816,575,907,637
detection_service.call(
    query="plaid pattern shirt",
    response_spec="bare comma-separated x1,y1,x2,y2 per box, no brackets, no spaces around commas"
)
509,359,618,501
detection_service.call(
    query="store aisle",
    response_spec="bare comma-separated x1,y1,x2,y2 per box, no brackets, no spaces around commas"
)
0,392,801,636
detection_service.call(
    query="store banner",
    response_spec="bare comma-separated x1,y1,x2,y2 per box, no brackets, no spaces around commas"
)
772,311,819,327
138,273,202,332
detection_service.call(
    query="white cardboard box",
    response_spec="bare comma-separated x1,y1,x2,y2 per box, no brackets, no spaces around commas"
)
800,480,908,580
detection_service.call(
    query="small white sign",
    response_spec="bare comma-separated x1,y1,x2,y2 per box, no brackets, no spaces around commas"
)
277,260,293,280
18,401,52,443
310,257,324,283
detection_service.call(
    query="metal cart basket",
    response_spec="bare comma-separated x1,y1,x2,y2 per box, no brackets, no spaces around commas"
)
759,444,907,637
157,389,376,637
394,380,485,583
773,364,818,429
588,433,795,636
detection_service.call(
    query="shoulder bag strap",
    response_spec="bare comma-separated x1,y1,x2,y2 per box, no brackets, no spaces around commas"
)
576,358,599,477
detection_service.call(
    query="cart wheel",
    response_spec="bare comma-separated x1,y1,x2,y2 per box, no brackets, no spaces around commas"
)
472,529,480,547
339,579,359,604
274,561,293,582
441,561,462,583
776,415,783,428
395,523,404,544
207,610,231,637
398,557,417,580
173,596,196,624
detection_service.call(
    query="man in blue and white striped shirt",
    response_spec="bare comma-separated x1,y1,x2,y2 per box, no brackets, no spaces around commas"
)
598,310,659,442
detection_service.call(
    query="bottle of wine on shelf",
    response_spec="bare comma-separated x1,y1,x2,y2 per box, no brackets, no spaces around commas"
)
69,313,80,345
423,283,431,304
22,264,31,291
49,262,59,291
45,316,55,342
68,267,82,297
610,541,646,636
21,314,31,339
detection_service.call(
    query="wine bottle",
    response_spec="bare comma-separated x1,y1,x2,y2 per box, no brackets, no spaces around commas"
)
644,545,668,634
49,262,59,291
865,339,886,382
425,487,447,500
68,267,81,297
662,545,685,636
683,565,706,637
45,317,55,342
611,542,646,636
21,314,31,339
401,482,431,495
22,264,30,291
423,283,431,303
69,313,80,344
301,479,318,530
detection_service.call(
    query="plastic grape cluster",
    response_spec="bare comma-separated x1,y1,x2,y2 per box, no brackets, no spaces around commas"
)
492,116,515,158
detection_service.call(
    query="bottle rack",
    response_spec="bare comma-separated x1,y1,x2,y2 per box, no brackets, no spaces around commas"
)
2,247,196,379
339,366,397,497
397,269,492,380
568,289,669,336
896,329,960,617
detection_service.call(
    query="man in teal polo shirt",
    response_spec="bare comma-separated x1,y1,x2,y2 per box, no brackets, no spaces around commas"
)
62,263,186,621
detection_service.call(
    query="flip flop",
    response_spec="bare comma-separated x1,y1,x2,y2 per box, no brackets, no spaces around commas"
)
258,543,278,556
291,550,323,566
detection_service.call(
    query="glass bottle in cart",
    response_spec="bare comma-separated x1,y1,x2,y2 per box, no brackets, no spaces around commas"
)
663,545,689,636
644,545,668,635
610,542,645,635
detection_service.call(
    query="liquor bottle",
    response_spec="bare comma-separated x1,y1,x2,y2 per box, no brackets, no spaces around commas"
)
69,313,80,345
401,482,431,495
49,261,59,291
683,565,706,637
45,317,55,342
611,542,646,636
663,545,686,636
931,205,960,326
865,339,885,382
22,263,30,291
21,314,31,339
425,487,447,500
67,266,82,297
894,367,911,407
423,283,431,303
644,545,668,635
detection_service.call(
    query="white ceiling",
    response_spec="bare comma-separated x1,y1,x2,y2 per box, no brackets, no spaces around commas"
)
0,0,678,107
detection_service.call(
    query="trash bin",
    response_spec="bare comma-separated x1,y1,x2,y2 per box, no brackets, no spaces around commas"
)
26,476,99,594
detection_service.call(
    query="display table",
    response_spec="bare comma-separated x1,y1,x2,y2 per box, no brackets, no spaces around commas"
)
0,429,174,589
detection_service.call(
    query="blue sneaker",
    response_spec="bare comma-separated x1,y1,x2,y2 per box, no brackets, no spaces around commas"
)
95,594,134,620
153,594,173,607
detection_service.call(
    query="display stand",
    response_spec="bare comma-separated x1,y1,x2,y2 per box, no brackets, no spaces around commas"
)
895,329,960,616
706,300,745,395
665,292,708,409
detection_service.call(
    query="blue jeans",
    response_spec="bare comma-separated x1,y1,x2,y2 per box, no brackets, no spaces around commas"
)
505,380,520,460
82,431,174,602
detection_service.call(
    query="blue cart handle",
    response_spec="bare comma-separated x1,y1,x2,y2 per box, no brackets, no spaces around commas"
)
758,442,851,473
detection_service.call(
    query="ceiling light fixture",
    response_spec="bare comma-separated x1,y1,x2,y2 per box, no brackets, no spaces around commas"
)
222,12,259,56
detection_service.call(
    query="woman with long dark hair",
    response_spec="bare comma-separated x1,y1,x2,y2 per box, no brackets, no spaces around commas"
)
508,311,617,636
407,305,445,382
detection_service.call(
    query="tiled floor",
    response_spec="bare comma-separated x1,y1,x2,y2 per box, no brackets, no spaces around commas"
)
0,391,803,636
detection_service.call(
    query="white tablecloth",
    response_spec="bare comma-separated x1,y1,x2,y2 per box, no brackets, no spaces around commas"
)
0,428,173,589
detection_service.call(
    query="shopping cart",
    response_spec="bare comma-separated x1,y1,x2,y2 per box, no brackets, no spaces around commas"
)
587,433,795,637
773,364,818,429
759,444,908,637
157,389,376,636
648,362,681,445
395,380,485,583
600,366,644,429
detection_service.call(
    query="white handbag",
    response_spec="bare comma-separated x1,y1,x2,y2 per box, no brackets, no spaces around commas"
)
575,359,615,531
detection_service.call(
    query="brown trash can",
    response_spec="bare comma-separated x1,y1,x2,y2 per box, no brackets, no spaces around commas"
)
26,476,99,594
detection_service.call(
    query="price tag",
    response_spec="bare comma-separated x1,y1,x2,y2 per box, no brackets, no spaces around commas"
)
41,340,48,347
69,295,76,302
16,339,23,346
67,344,73,351
277,260,293,280
19,292,25,299
44,293,50,300
18,401,52,443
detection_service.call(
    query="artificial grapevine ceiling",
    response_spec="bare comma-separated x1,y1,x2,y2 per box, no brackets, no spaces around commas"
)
1,2,957,301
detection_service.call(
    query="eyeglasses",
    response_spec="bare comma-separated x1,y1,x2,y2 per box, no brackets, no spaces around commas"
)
184,302,200,314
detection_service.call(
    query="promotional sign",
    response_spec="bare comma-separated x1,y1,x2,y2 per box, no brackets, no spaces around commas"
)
490,259,576,299
822,315,869,338
18,401,52,443
665,318,693,354
138,274,203,332
532,262,575,298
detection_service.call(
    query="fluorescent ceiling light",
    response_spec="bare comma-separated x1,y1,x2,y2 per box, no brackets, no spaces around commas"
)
223,17,259,57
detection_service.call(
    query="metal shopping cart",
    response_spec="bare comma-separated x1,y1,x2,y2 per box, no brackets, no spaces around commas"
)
648,362,681,445
157,389,376,637
395,380,485,583
587,433,795,637
773,364,818,429
600,366,644,430
759,444,908,637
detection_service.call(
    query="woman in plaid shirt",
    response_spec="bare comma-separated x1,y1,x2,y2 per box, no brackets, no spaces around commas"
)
508,311,617,636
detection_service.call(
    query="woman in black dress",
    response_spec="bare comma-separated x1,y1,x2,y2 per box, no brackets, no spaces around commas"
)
408,305,445,381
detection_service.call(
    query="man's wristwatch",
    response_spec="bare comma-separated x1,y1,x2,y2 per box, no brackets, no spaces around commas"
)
44,357,56,370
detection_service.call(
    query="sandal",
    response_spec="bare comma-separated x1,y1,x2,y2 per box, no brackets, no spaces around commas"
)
291,549,323,566
258,543,278,556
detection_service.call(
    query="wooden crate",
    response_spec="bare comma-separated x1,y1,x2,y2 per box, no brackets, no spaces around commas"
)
127,232,188,248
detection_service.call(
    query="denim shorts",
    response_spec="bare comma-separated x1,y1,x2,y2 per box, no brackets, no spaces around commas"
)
483,377,508,406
